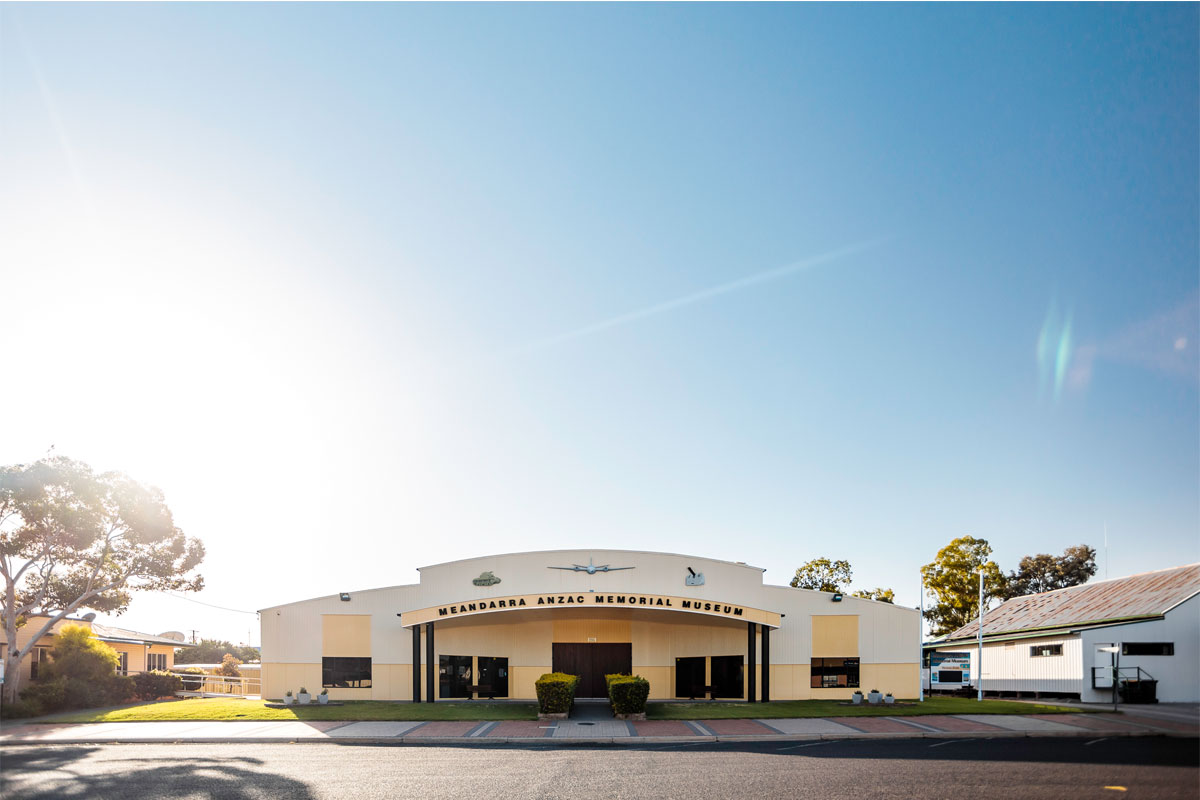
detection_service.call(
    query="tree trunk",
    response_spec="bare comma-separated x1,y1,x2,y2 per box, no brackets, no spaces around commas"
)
3,649,21,704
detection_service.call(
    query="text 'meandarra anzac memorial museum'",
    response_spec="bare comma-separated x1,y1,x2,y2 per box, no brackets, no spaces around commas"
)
260,550,919,702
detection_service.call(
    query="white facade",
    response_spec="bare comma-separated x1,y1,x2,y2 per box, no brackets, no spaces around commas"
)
930,593,1199,703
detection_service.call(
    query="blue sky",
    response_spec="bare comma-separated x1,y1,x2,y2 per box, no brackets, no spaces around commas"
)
2,4,1196,642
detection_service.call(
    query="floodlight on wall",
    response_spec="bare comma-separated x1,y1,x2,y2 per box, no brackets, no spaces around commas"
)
831,593,843,602
339,593,352,602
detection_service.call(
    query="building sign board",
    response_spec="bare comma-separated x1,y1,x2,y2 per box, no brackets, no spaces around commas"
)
400,592,781,628
930,651,971,684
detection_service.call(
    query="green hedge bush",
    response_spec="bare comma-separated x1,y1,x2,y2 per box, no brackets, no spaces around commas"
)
132,670,183,700
535,672,579,714
607,675,650,716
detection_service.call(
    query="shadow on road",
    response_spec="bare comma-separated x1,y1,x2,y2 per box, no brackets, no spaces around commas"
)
2,751,318,800
324,734,1200,768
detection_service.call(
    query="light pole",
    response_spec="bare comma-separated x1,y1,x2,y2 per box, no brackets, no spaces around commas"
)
918,575,925,703
976,566,985,702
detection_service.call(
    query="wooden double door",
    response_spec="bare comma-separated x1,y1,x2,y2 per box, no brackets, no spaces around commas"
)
552,643,633,698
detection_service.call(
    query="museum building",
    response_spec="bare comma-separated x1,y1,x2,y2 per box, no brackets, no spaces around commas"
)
259,550,919,702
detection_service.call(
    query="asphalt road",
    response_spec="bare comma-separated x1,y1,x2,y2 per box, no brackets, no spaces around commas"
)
2,737,1196,800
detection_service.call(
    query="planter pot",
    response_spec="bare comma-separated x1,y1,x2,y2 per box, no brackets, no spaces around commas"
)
283,696,294,705
884,696,895,705
298,693,311,705
318,694,329,705
867,692,882,704
851,694,863,705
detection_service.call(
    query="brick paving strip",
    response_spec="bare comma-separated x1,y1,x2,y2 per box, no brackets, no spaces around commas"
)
828,717,930,734
1,713,1194,744
909,715,1009,732
700,719,778,736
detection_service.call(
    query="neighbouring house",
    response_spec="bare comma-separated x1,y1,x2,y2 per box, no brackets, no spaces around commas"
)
925,563,1200,703
1,615,190,689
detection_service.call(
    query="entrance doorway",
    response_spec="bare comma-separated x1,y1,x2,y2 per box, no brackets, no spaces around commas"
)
552,643,632,698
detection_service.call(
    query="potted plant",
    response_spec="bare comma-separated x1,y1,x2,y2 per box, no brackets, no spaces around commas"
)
851,690,864,705
283,691,294,706
883,692,895,705
867,688,882,704
318,689,330,705
298,687,312,705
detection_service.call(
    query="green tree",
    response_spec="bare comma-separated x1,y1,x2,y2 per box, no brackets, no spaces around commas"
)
1003,545,1097,598
789,558,853,593
851,587,896,604
921,536,1006,636
217,653,242,677
0,457,205,703
174,639,259,664
22,624,134,712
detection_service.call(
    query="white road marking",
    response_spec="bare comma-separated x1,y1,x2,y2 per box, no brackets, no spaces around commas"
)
928,739,966,748
776,741,831,751
1085,737,1110,746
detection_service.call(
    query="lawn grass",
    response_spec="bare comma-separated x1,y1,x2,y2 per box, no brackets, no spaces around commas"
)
39,698,538,723
648,696,1098,719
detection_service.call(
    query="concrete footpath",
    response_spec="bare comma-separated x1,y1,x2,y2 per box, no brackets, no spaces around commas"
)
2,706,1196,746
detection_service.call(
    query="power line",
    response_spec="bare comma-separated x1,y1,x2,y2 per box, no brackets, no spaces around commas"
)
161,591,258,616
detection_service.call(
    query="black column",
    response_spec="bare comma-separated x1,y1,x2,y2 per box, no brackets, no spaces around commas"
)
761,626,770,703
411,625,421,703
425,622,435,703
747,622,757,703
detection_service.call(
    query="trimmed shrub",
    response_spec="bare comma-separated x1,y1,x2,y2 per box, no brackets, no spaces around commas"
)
607,675,650,716
604,673,633,694
16,679,67,714
132,670,183,700
534,672,579,714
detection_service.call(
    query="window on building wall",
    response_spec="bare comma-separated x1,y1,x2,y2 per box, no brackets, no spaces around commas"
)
810,657,860,688
439,655,473,698
116,652,129,676
1030,644,1063,657
322,657,372,688
148,652,168,672
30,647,50,681
477,657,508,698
1121,642,1174,656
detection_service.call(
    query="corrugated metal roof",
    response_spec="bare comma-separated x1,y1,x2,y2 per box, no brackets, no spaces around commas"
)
90,622,194,647
940,562,1200,642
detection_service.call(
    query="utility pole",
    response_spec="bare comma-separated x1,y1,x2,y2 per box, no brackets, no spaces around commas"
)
977,566,985,702
918,574,925,703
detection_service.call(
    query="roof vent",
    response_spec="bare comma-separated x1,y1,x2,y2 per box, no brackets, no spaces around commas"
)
81,612,97,622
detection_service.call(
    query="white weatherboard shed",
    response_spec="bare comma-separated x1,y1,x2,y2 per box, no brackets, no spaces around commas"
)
926,563,1200,703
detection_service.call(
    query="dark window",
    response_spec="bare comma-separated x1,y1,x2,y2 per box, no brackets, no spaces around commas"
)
810,657,860,688
710,655,744,699
675,656,705,698
30,647,49,681
439,655,472,698
116,652,129,676
477,657,508,698
1121,642,1174,656
322,657,372,688
147,652,168,671
1030,644,1063,657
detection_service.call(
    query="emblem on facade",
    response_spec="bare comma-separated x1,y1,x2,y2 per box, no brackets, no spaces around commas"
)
685,567,705,586
472,571,501,586
548,558,634,575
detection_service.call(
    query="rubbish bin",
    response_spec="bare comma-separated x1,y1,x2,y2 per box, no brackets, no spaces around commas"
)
1119,679,1158,704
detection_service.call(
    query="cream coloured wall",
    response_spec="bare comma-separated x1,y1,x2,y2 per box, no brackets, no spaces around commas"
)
322,615,371,656
260,549,922,702
812,616,859,658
